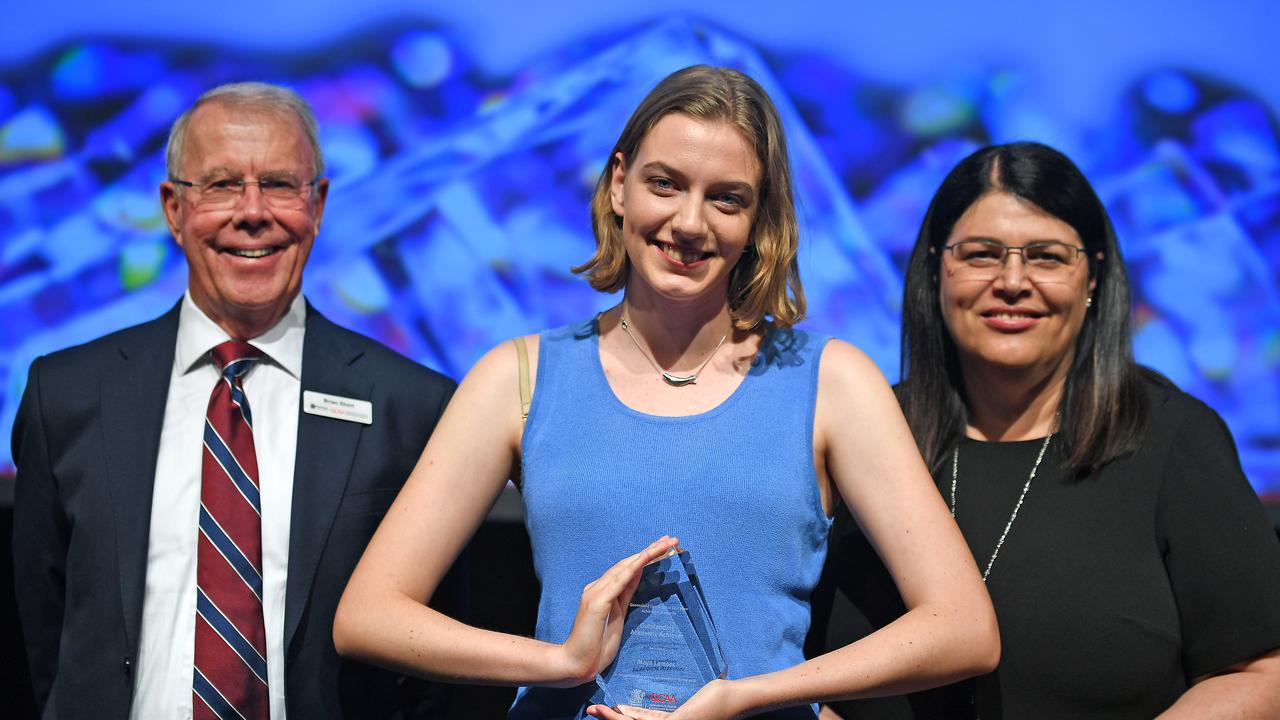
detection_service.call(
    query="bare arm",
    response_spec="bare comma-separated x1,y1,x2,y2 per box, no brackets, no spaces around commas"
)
333,338,677,687
590,341,997,719
736,341,998,712
1156,649,1280,719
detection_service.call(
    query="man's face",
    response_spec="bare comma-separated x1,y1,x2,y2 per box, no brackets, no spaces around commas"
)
160,101,327,338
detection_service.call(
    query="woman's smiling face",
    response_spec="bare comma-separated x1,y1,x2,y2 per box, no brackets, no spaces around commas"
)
610,112,761,305
939,191,1095,381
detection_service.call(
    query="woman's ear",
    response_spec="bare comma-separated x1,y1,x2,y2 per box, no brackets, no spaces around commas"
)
609,152,627,218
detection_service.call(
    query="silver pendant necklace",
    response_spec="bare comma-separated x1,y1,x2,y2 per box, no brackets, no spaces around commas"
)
949,433,1053,583
619,316,728,387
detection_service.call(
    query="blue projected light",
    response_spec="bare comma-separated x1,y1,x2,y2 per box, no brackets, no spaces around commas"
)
1,17,1278,497
0,106,64,162
1143,71,1200,115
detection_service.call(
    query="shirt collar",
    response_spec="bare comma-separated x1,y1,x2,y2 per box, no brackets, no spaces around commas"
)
175,292,306,378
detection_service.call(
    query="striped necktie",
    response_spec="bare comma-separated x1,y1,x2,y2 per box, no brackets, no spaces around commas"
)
193,341,270,720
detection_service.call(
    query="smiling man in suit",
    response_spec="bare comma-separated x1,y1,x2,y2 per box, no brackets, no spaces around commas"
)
12,82,462,719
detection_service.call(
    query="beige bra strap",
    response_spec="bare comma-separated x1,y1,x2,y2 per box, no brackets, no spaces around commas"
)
513,336,531,425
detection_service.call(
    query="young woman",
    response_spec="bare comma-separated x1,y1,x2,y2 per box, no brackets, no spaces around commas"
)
333,65,998,719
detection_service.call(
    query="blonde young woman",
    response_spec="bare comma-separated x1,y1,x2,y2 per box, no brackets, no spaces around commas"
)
333,65,998,719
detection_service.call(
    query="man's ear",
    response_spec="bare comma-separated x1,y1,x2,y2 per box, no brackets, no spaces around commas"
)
160,182,184,244
310,178,329,234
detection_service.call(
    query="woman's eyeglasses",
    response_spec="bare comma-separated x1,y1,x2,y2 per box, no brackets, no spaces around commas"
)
943,239,1087,282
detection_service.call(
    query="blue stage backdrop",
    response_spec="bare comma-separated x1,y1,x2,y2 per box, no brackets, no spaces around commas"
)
1,7,1278,498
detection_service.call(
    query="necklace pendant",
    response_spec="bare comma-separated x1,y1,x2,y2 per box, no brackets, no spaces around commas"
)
661,371,698,387
619,314,728,389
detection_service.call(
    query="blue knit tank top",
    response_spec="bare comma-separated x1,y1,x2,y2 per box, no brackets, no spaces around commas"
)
510,318,833,719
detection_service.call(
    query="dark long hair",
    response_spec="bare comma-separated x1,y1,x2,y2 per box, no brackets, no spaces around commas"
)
899,141,1148,476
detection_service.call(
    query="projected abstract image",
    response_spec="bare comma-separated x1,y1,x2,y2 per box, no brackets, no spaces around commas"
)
1,19,1277,495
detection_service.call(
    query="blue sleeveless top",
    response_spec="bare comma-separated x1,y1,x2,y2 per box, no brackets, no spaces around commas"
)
510,318,833,719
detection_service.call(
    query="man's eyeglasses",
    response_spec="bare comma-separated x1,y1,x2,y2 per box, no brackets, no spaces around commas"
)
171,176,320,210
942,239,1088,282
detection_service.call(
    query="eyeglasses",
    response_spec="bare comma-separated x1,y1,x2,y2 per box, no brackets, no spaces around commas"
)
171,175,320,210
942,239,1088,282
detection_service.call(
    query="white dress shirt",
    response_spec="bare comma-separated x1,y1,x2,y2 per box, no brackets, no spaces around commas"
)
130,293,304,720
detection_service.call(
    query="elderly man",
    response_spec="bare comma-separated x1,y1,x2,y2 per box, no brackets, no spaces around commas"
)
12,82,462,719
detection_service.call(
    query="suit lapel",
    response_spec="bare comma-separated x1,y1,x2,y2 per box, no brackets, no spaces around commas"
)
101,303,180,654
284,309,370,651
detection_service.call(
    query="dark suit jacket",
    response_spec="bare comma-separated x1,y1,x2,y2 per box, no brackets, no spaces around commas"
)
11,301,463,719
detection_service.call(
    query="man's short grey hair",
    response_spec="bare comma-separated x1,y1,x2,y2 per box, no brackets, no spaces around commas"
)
164,81,326,179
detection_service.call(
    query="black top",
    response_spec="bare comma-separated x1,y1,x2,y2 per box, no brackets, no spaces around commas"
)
807,379,1280,719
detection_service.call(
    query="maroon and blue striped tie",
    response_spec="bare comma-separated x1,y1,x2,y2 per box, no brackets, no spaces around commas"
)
193,341,270,720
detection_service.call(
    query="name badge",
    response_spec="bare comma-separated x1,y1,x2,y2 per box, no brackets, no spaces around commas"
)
303,390,373,425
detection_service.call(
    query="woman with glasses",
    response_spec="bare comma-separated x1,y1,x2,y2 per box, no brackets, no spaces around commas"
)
332,65,1000,719
812,141,1280,719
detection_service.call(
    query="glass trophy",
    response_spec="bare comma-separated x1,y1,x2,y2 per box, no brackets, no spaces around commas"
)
596,547,727,713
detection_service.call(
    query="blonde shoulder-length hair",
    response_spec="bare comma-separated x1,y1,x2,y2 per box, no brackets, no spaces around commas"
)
574,65,805,330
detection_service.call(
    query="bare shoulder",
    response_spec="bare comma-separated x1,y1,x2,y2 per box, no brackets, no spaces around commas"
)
816,338,892,397
813,338,908,453
411,333,545,481
440,333,540,445
459,333,541,395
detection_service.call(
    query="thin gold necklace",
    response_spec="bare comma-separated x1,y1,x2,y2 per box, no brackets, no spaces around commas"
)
618,316,728,387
